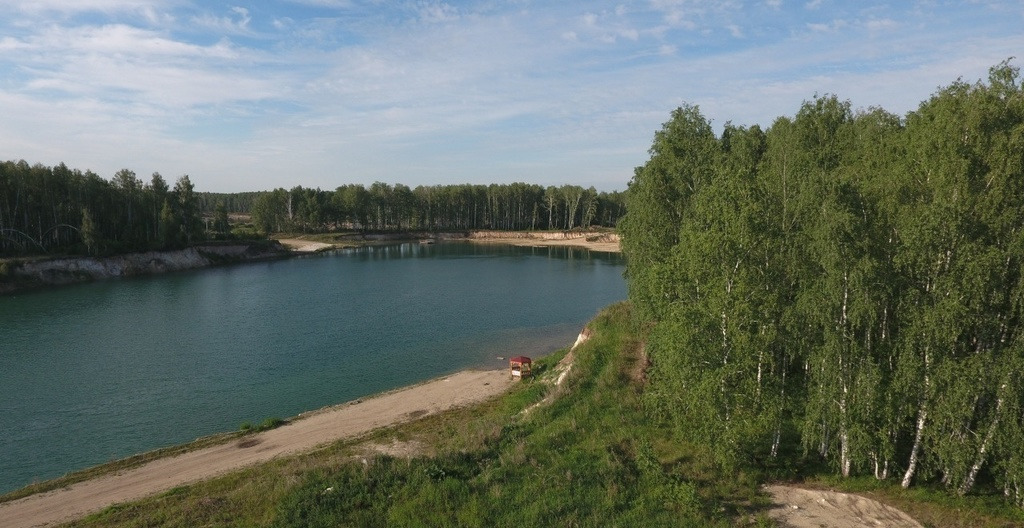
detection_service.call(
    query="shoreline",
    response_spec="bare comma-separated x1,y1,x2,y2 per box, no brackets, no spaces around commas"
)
278,230,622,254
0,368,515,528
0,230,621,295
0,241,290,295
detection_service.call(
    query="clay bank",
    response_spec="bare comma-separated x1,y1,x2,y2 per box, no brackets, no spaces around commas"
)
0,242,289,295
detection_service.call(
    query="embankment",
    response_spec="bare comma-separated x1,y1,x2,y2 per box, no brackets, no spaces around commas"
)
0,242,289,295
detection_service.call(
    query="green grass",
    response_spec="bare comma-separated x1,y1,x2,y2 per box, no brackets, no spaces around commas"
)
240,417,288,433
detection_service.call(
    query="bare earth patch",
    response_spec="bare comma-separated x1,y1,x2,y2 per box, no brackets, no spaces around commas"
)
0,369,512,528
276,238,335,252
358,439,427,459
765,484,923,528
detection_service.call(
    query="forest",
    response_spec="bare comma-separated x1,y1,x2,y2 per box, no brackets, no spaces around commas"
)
244,182,624,234
620,61,1024,506
0,165,208,256
0,160,623,257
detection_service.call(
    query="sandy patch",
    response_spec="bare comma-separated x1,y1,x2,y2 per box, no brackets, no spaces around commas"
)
764,485,923,528
0,370,512,528
468,232,620,253
359,439,427,459
276,238,335,252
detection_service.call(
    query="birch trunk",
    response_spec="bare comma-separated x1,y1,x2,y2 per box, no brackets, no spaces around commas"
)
958,384,1006,495
902,404,927,488
902,344,930,489
839,273,851,477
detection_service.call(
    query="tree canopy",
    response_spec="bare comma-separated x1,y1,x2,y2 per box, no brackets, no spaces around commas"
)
247,182,623,234
621,60,1024,505
0,164,204,256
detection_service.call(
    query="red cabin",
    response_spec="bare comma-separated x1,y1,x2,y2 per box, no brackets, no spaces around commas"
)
509,356,532,379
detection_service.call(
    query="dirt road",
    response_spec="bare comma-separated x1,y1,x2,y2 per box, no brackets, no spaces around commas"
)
0,369,512,528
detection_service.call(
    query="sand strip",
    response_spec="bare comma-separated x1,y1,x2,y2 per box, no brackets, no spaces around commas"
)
276,238,335,252
0,369,512,528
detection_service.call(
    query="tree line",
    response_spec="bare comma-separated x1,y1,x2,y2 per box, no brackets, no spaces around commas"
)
621,61,1024,505
0,162,214,256
0,159,624,257
247,182,624,234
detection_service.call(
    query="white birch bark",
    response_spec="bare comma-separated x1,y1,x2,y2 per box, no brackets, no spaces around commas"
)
902,404,927,488
958,383,1006,495
839,272,851,477
902,344,930,489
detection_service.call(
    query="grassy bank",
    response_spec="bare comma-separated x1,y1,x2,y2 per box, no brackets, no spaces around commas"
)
22,302,1024,526
61,303,757,527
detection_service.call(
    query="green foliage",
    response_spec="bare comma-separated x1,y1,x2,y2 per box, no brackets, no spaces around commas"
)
240,417,286,433
80,208,98,256
625,60,1024,507
248,182,625,235
0,162,231,256
212,201,230,237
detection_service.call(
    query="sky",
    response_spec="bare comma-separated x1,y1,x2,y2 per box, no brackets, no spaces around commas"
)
0,1,1021,193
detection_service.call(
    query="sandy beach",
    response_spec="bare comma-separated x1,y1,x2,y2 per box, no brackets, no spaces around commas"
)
276,238,336,252
0,369,513,528
465,231,621,253
277,232,622,253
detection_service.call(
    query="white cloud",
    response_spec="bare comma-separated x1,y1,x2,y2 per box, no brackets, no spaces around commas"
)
417,2,459,23
0,36,30,51
284,0,354,8
190,6,255,36
726,24,743,38
10,0,170,15
864,18,897,31
43,24,238,59
806,19,848,33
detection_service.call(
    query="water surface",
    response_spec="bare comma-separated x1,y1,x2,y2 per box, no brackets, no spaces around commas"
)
0,242,625,493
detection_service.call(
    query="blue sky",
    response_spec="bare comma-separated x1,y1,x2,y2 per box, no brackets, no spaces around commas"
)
1,1,1021,192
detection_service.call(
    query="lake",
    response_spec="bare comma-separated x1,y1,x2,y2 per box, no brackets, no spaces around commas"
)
0,242,626,494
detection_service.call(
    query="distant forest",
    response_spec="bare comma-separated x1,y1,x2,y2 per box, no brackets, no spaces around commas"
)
0,165,209,256
0,160,624,257
622,61,1024,505
241,183,624,234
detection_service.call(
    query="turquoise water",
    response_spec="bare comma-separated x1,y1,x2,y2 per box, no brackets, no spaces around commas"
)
0,242,625,494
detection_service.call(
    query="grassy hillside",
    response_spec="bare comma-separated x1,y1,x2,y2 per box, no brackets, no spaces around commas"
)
66,303,765,527
59,302,1023,526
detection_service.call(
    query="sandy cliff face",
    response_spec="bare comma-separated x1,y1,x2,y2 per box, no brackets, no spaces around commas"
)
1,243,287,293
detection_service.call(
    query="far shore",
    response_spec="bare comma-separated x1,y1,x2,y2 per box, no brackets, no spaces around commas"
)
0,369,515,528
466,234,620,253
1,230,620,295
277,230,622,254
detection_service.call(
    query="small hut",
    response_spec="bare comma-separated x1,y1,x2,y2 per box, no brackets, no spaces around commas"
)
509,356,532,379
